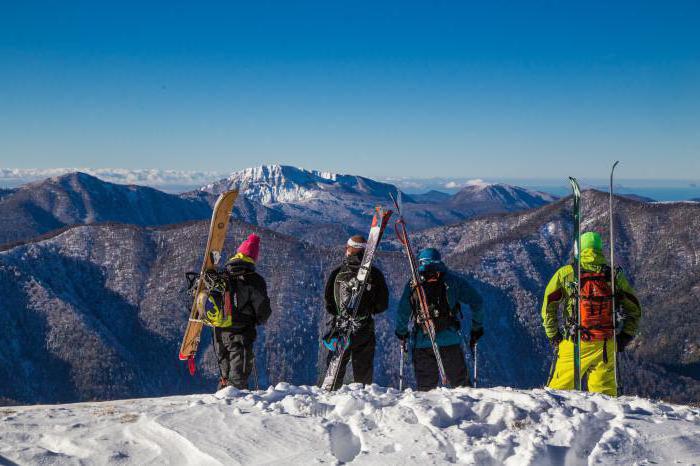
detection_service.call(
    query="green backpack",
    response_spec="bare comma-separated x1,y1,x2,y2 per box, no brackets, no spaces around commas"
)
202,272,236,328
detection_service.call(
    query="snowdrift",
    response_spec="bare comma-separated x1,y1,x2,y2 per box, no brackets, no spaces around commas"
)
1,384,698,465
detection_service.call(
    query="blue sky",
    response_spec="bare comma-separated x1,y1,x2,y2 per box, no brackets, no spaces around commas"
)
1,1,698,179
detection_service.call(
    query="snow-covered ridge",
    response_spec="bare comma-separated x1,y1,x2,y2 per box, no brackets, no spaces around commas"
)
2,384,698,465
457,181,557,200
201,164,397,205
386,176,542,193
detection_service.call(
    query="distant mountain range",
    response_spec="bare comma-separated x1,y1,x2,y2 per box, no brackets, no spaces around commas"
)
1,165,556,247
189,164,555,243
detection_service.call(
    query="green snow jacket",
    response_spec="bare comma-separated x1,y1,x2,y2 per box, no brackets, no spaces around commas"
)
541,248,642,339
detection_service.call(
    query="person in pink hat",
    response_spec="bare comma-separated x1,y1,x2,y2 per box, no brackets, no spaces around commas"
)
211,233,271,390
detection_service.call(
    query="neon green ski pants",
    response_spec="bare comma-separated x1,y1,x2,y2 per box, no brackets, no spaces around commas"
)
547,337,617,396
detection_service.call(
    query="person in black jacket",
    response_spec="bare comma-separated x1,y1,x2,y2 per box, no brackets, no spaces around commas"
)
209,234,272,390
322,235,389,389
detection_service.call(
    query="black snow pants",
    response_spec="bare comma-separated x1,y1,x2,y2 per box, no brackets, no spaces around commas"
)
325,325,376,390
213,327,254,389
413,344,469,391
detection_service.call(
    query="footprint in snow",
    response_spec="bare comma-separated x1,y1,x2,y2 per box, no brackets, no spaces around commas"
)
328,422,362,463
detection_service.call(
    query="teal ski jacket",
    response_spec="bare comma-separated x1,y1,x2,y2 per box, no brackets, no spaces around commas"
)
395,271,484,349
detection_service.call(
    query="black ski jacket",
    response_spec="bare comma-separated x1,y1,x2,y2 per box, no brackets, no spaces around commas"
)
324,254,389,325
223,259,272,335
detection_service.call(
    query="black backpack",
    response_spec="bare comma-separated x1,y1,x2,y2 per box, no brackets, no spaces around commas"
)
333,263,370,316
414,275,459,333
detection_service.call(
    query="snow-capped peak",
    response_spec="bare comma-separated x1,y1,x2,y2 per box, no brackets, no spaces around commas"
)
446,181,556,214
464,178,494,188
202,164,397,205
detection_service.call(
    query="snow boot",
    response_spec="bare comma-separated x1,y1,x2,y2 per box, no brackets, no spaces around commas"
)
217,377,230,390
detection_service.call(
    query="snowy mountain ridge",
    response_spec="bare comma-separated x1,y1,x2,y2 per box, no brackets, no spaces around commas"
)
460,181,556,201
193,164,555,244
446,182,557,216
201,164,398,205
1,384,699,465
0,167,555,253
202,164,555,207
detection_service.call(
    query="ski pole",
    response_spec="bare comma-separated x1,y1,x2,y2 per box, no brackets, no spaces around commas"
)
609,160,621,395
212,329,224,383
546,343,559,387
473,343,478,388
457,329,478,387
251,347,260,391
399,340,407,390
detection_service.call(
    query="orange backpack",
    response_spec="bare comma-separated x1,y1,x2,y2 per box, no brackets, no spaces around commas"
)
579,267,615,341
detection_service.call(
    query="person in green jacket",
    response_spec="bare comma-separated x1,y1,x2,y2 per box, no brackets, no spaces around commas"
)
542,231,641,396
395,248,484,390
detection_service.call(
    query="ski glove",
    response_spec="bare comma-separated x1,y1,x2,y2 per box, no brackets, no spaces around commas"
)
395,331,409,341
549,332,563,348
469,328,484,350
616,332,634,352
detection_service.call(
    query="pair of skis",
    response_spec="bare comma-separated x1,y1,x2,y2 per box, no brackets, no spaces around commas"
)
568,161,620,392
321,207,393,391
391,192,451,388
393,192,481,390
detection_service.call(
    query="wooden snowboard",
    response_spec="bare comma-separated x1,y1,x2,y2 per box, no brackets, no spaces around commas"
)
179,190,239,366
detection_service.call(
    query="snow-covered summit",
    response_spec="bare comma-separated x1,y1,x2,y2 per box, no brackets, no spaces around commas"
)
2,384,698,465
446,182,555,215
201,164,398,205
458,181,555,199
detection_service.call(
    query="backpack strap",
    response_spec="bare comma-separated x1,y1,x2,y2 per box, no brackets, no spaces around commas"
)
224,290,232,319
333,267,351,314
224,271,241,315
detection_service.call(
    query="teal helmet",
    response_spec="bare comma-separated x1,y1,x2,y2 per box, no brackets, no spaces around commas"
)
417,248,445,274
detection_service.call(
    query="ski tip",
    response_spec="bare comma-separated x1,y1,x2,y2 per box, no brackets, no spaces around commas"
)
568,177,581,192
178,352,191,361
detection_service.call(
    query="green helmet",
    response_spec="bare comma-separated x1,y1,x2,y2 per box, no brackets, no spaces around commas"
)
581,231,603,251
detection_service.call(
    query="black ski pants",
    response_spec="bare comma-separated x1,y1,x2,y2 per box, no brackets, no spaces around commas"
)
325,326,376,390
213,327,254,389
413,344,469,391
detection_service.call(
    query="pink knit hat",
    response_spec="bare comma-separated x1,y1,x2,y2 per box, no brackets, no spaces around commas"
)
237,234,260,261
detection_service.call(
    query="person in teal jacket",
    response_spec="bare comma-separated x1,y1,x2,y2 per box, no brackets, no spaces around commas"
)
395,248,484,390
